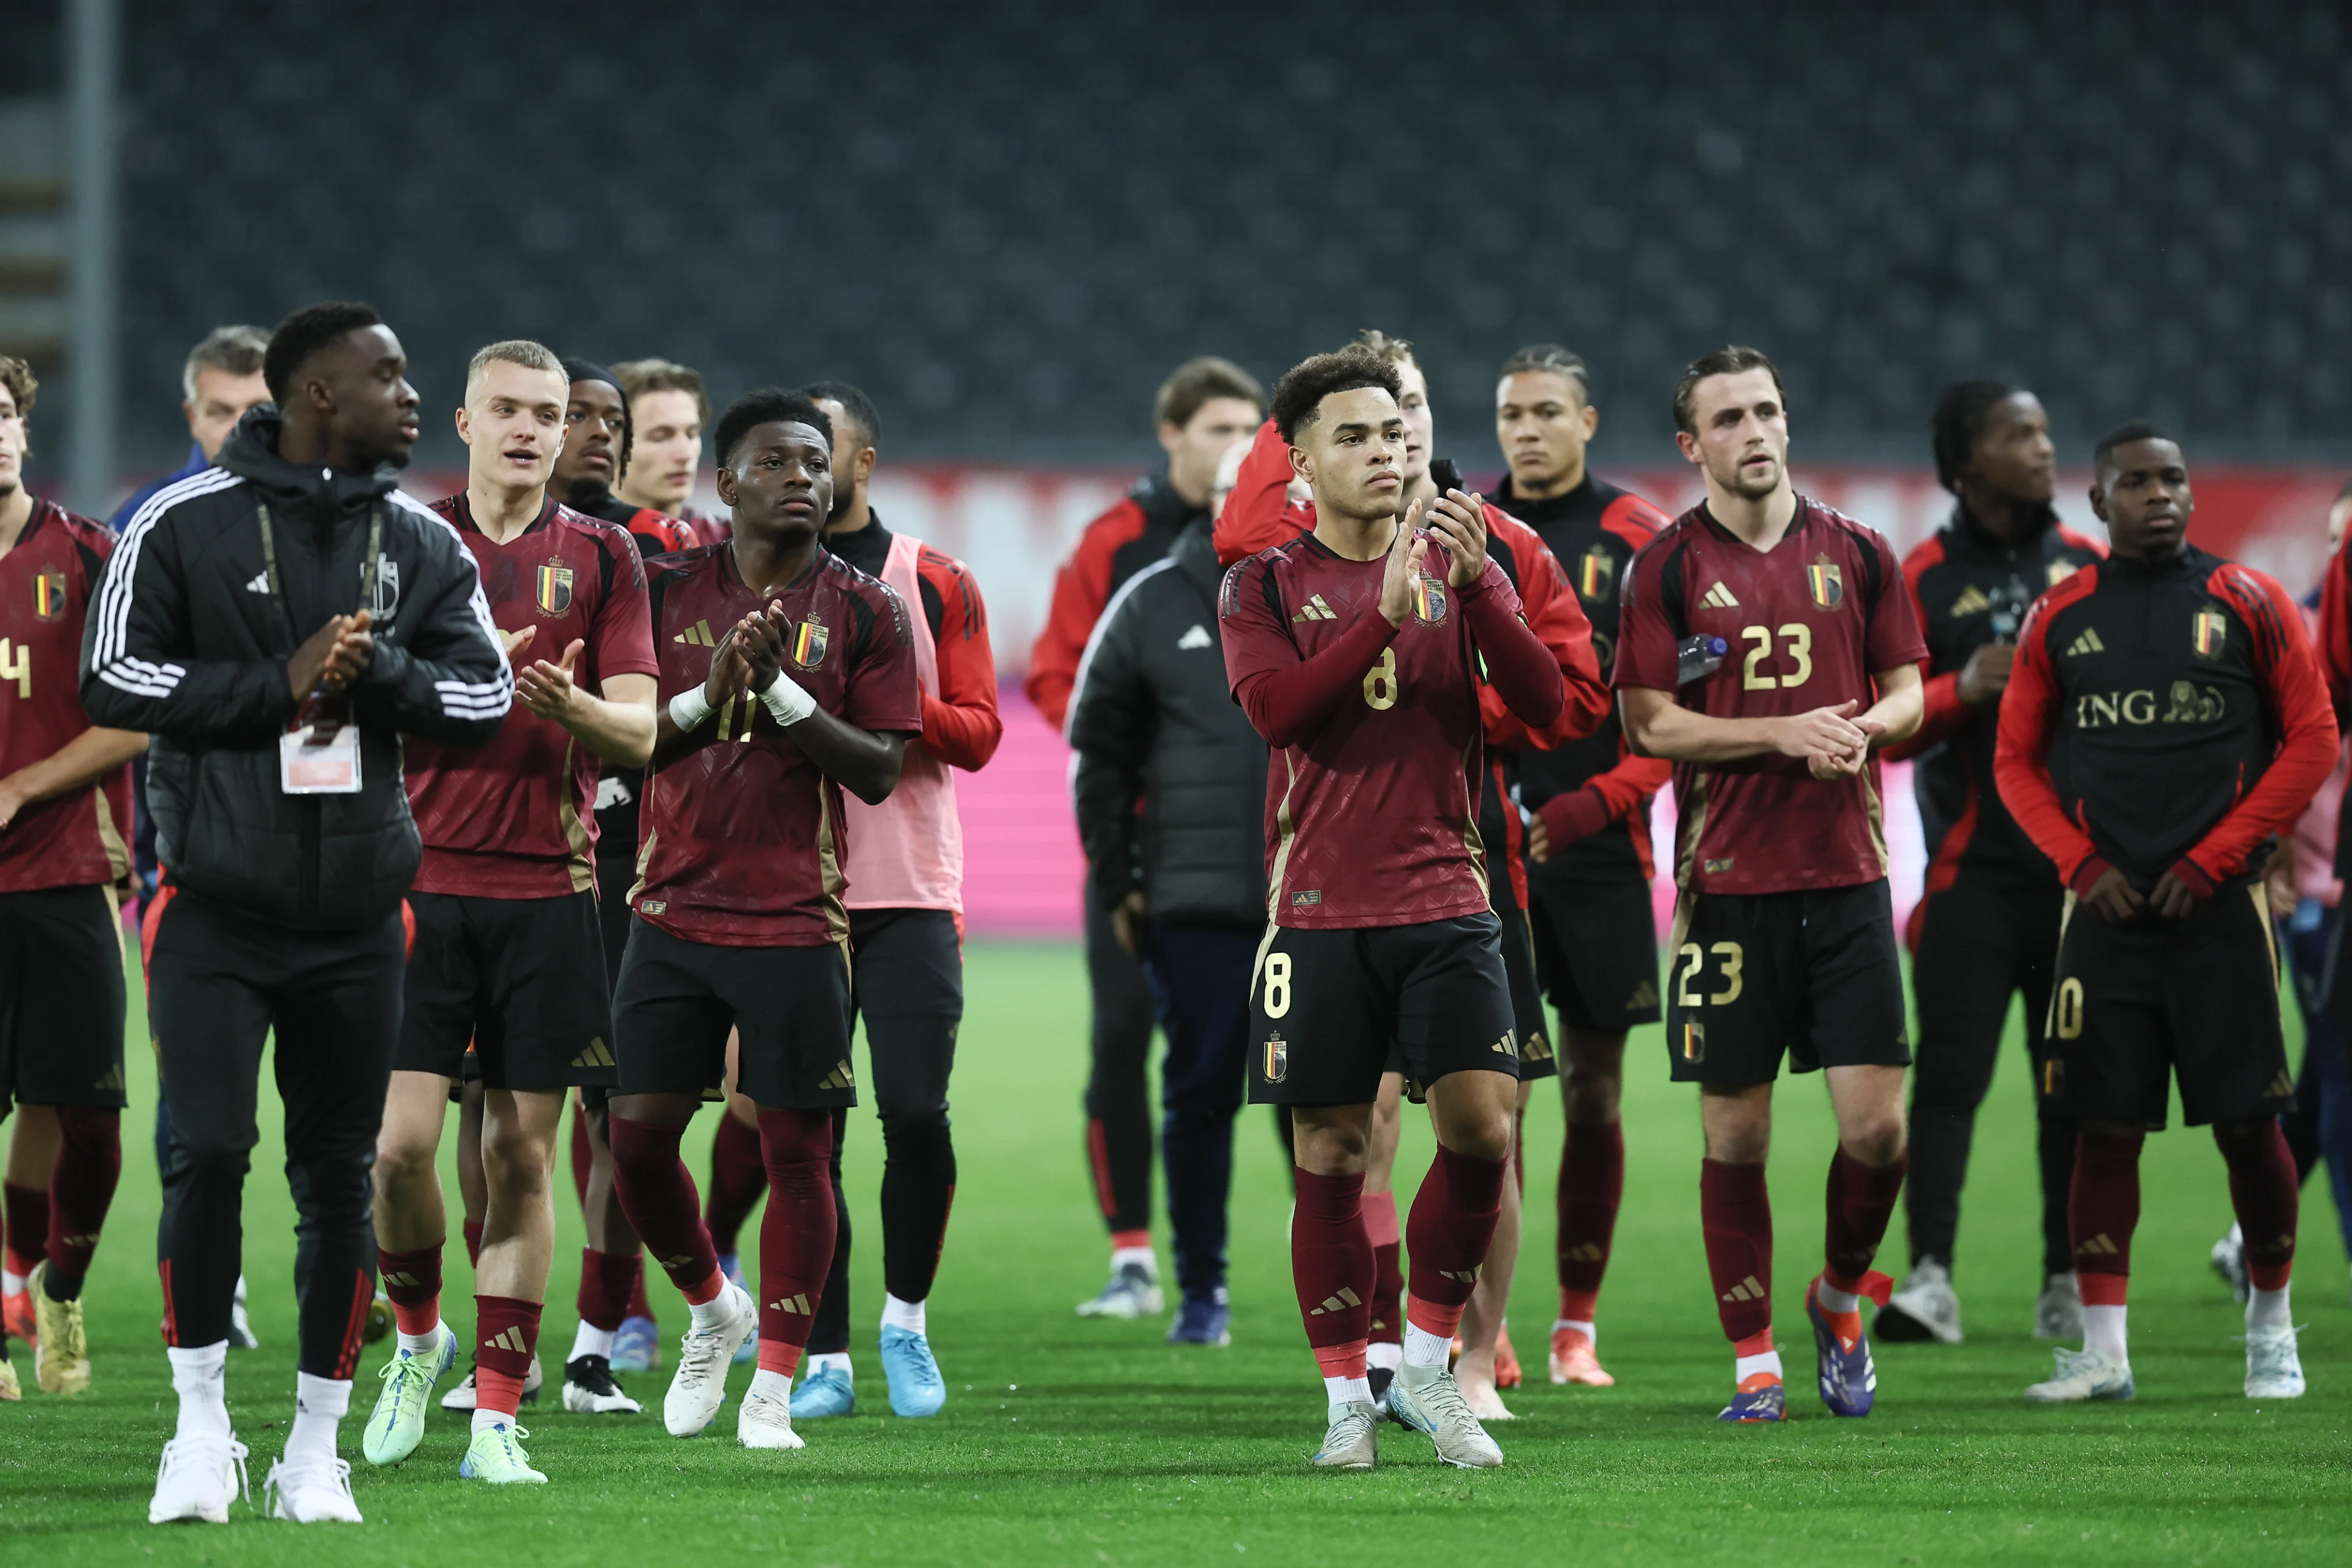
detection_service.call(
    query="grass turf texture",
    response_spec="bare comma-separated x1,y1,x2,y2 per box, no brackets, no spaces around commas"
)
4,940,2348,1565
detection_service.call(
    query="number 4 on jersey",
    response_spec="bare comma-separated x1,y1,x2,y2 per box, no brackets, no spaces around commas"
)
0,638,28,699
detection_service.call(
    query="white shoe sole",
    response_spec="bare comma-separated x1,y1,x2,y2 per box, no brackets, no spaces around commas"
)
564,1384,643,1415
148,1498,230,1525
666,1286,756,1437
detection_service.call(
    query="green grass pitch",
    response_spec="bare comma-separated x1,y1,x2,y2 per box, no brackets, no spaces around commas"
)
4,940,2348,1564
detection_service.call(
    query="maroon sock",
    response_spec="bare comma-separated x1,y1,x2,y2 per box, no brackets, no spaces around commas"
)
625,1255,654,1321
461,1218,484,1272
3,1182,48,1278
1556,1119,1624,1320
474,1294,542,1417
570,1246,626,1332
608,1116,720,1297
2215,1120,2298,1291
569,1106,593,1209
45,1106,123,1287
753,1109,837,1360
377,1244,443,1336
1700,1158,1773,1342
1363,1192,1403,1348
1823,1147,1907,1295
1404,1145,1507,1339
2070,1131,2143,1308
707,1110,768,1256
1292,1167,1373,1379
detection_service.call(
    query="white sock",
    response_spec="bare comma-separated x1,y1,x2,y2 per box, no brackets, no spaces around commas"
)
1366,1341,1403,1373
1323,1374,1371,1408
1402,1323,1452,1368
881,1293,927,1335
568,1321,616,1362
1553,1318,1596,1343
1733,1347,1784,1384
807,1351,852,1377
471,1406,514,1436
288,1372,349,1464
2247,1284,2291,1333
1110,1245,1156,1275
2083,1303,2128,1361
688,1287,737,1332
396,1322,443,1358
1,1268,24,1296
749,1367,793,1406
168,1341,232,1440
1816,1279,1861,1314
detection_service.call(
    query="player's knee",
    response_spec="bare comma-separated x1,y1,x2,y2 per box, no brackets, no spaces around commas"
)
878,1107,952,1154
1841,1112,1907,1167
371,1132,439,1189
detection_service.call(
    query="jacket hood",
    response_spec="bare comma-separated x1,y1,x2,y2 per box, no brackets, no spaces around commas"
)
217,405,404,514
1131,469,1208,532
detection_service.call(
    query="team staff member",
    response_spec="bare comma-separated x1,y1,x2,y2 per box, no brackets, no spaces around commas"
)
361,341,660,1486
1997,424,2334,1406
1876,382,2105,1348
83,302,511,1524
1616,347,1924,1424
0,356,143,1402
1068,481,1269,1354
791,380,1001,1420
1491,343,1674,1390
1029,358,1262,1319
107,325,274,533
603,390,921,1452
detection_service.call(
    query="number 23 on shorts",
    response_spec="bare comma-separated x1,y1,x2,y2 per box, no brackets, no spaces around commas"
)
1674,941,1744,1006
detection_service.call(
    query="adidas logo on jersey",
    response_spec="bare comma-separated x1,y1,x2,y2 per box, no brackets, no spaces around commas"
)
1308,1286,1363,1316
1177,624,1212,649
1950,584,1992,617
1701,582,1740,610
2065,628,2106,657
1720,1274,1766,1303
1292,595,1338,622
571,1038,616,1069
674,619,718,646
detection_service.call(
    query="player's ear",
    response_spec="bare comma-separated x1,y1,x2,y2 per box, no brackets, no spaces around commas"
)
1675,430,1701,465
453,405,470,445
715,464,739,507
2086,481,2108,523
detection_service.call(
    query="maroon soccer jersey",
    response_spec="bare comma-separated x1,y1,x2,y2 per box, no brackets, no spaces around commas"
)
0,499,132,894
404,495,659,897
1219,538,1526,928
1614,498,1926,895
633,545,922,947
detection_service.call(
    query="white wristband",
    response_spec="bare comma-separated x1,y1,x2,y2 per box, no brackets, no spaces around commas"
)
760,672,817,727
667,687,714,731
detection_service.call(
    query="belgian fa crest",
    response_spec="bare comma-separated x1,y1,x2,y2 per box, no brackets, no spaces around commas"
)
2192,606,2227,660
793,616,829,669
1806,556,1843,610
536,562,573,616
1578,546,1616,600
1262,1033,1288,1084
1412,575,1447,624
32,570,65,622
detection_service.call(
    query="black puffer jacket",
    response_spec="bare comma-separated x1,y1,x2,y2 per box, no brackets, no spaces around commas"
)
80,409,511,927
1068,519,1269,927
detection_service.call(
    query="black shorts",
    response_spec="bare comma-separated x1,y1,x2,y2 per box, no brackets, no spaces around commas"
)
1527,875,1663,1035
397,890,615,1092
1250,912,1520,1107
2039,880,2293,1129
1665,881,1910,1086
0,885,127,1110
612,916,857,1112
1497,899,1556,1082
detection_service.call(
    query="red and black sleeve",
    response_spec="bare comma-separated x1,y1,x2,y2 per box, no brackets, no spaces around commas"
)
916,547,1002,772
1025,497,1145,730
1212,418,1314,568
1993,573,2106,892
1886,535,1966,760
1479,508,1607,749
2318,532,2352,729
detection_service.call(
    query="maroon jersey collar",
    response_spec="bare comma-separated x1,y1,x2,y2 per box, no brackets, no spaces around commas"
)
449,489,558,538
720,538,827,595
1695,494,1816,556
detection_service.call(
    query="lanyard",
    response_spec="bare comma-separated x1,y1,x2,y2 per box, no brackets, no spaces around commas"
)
256,500,382,655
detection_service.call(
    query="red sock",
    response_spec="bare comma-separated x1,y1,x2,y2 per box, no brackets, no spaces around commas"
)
569,1105,593,1209
474,1294,541,1418
3,1182,48,1278
608,1115,722,1299
1823,1147,1906,1297
377,1245,443,1336
1363,1192,1403,1347
1556,1118,1623,1322
45,1106,123,1284
1292,1168,1372,1380
626,1256,655,1319
707,1110,768,1256
461,1218,484,1272
2070,1131,2143,1308
1404,1145,1506,1340
753,1109,837,1372
1701,1158,1773,1343
2216,1120,2298,1291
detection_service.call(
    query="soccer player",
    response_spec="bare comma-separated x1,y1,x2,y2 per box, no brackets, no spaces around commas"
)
779,380,1000,1418
0,356,143,1402
1998,424,2334,1404
1615,346,1925,1423
1875,382,2105,1346
612,358,727,546
83,301,511,1523
1492,344,1675,1389
1214,331,1606,1415
606,390,920,1450
1029,357,1262,1317
361,341,660,1485
1219,345,1574,1469
106,325,274,531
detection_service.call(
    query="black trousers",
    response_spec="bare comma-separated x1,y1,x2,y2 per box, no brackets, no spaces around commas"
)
809,907,963,1354
1141,919,1254,1297
148,888,404,1378
1080,891,1158,1237
1906,874,2076,1277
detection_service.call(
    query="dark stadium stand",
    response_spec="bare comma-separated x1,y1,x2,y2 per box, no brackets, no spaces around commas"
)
92,0,2352,469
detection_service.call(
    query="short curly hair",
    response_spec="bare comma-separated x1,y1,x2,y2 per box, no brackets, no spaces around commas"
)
712,388,835,473
1269,345,1402,443
263,301,383,404
0,356,36,419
